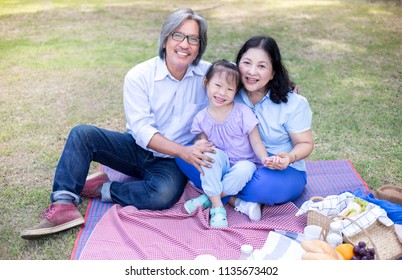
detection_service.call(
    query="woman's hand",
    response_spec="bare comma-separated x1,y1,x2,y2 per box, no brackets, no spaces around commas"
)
181,139,215,175
264,153,291,170
266,130,314,170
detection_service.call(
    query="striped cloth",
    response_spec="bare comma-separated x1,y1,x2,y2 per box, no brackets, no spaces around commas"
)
250,231,306,260
71,160,371,260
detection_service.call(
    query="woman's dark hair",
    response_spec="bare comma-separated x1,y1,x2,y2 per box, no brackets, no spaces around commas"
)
235,36,295,104
204,59,242,92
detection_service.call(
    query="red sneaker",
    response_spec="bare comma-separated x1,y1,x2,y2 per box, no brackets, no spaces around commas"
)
80,171,109,199
20,203,84,240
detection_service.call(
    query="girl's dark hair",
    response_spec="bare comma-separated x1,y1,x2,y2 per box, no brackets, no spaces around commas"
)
205,59,242,92
235,36,295,104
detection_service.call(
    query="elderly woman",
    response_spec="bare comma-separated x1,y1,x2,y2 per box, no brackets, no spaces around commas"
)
176,35,314,222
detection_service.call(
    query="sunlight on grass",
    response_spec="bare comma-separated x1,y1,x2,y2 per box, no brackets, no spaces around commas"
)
341,77,370,94
0,0,66,15
368,5,394,15
310,38,354,53
273,0,342,8
0,0,141,16
0,0,345,16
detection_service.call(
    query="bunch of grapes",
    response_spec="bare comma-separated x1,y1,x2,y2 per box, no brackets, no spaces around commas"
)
352,241,375,260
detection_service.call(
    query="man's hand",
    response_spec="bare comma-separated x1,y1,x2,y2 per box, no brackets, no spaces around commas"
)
181,139,215,175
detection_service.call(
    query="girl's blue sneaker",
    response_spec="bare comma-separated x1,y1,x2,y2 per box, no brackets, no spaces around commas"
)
184,194,212,214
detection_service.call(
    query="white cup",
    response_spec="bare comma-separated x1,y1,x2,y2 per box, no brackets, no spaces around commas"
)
304,225,323,240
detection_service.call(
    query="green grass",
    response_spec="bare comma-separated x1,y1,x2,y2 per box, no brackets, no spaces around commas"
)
0,0,401,260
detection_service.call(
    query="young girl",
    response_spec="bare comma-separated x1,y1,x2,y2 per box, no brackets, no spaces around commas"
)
184,60,272,228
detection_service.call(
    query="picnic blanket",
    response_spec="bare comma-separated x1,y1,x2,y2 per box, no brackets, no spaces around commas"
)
71,160,372,260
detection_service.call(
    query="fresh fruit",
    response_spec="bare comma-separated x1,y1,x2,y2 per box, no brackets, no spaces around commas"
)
335,243,354,260
351,241,376,260
358,241,366,248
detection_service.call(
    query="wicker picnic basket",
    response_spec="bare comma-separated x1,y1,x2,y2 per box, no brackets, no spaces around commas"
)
307,196,402,260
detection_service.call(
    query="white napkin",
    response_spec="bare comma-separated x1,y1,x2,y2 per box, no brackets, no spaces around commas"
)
296,192,394,237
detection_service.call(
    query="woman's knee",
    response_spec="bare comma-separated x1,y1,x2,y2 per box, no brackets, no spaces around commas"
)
237,167,306,204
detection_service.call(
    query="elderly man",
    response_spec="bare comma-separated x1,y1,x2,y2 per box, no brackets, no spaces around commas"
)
21,8,215,239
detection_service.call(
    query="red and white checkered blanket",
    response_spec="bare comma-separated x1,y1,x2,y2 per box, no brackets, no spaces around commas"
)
72,160,372,260
78,183,305,260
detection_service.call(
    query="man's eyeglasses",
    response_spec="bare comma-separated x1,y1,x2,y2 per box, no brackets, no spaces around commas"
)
171,32,200,46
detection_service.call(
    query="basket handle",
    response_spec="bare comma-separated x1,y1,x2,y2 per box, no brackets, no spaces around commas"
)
326,215,379,260
309,196,325,202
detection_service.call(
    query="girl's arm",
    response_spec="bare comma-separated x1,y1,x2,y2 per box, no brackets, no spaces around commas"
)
249,126,270,166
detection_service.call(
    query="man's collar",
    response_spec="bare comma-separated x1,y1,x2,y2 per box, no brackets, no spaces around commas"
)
155,57,203,81
155,57,170,81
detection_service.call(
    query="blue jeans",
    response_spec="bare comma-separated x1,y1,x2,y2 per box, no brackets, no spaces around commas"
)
51,125,187,209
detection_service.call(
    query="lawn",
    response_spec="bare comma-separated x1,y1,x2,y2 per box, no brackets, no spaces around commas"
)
0,0,401,260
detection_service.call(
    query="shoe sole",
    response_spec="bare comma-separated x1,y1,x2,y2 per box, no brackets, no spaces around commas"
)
210,207,228,228
235,202,261,221
20,217,85,240
81,171,109,198
86,171,108,181
249,203,262,221
184,202,194,214
211,222,228,228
